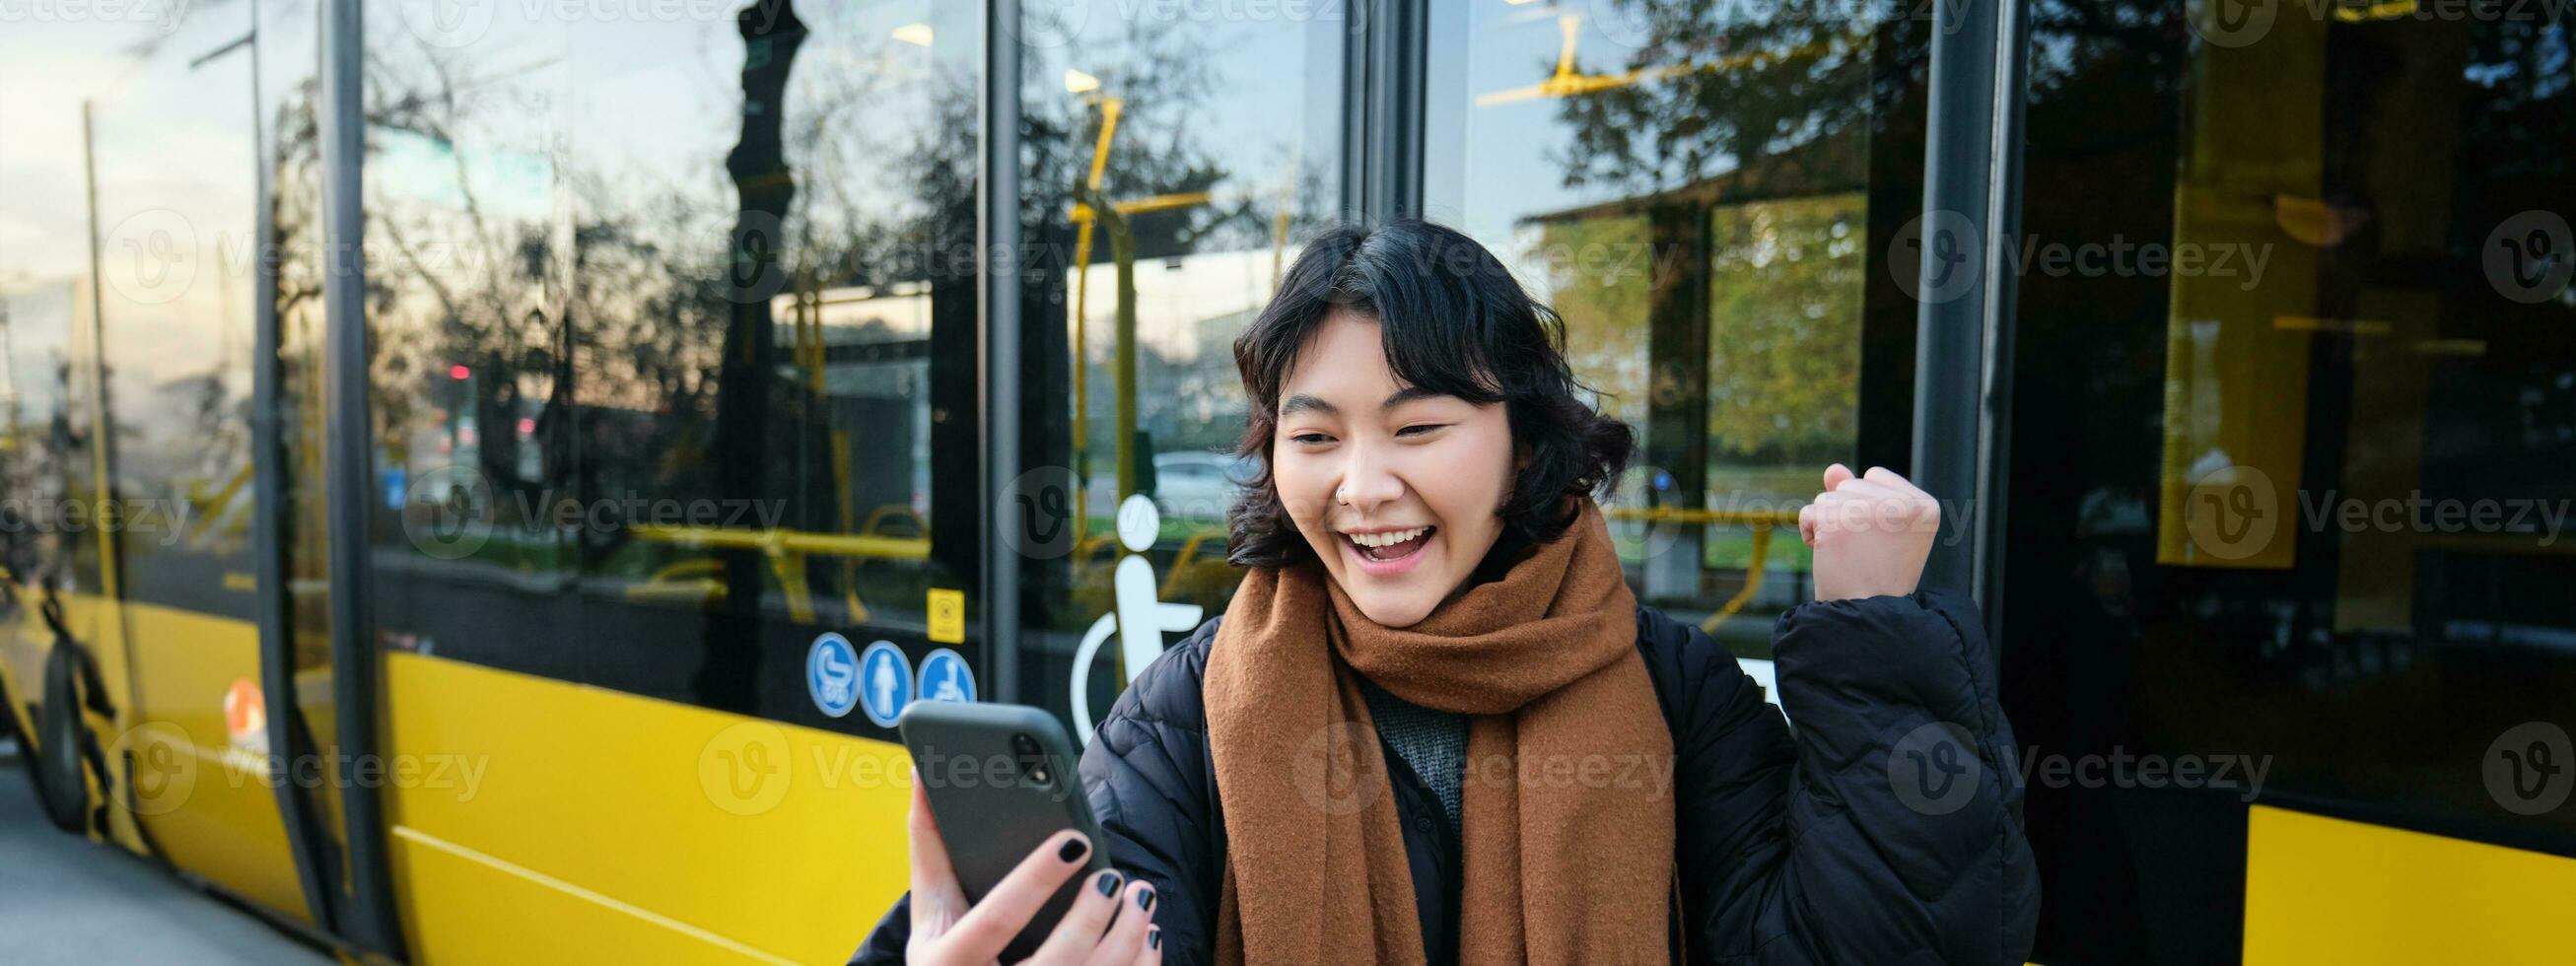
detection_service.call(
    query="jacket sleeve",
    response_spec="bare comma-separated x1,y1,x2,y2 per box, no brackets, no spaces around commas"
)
1665,588,2039,965
849,621,1223,966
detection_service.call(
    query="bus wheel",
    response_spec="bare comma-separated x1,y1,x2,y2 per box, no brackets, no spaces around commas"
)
25,645,91,832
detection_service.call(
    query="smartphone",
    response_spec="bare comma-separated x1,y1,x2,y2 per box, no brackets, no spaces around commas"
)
897,701,1113,961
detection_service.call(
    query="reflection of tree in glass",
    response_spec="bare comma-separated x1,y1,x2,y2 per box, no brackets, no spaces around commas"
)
362,36,567,506
1550,0,1894,196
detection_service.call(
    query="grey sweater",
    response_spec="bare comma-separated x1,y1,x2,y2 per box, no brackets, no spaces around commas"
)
1357,675,1468,834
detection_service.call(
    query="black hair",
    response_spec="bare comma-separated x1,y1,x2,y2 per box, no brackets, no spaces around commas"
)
1225,219,1635,572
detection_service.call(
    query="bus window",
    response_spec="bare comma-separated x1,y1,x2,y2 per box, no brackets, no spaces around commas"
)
2004,4,2576,959
358,4,988,727
362,8,579,682
1010,0,1347,737
89,28,262,624
1421,0,1931,671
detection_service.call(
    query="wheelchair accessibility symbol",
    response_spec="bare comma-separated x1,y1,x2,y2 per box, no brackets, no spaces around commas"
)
1071,494,1205,745
918,649,976,704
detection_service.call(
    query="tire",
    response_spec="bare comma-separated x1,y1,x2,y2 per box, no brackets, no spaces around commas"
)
25,644,91,832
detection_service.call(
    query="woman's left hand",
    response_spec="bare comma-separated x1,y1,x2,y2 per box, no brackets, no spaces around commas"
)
1798,463,1940,602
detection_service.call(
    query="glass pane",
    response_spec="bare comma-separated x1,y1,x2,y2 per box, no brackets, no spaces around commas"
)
364,2,985,729
1015,0,1347,736
90,20,262,624
577,3,984,724
2004,3,2576,959
363,4,580,677
1425,0,1929,667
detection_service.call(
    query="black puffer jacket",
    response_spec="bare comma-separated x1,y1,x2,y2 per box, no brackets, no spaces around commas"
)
855,589,2040,965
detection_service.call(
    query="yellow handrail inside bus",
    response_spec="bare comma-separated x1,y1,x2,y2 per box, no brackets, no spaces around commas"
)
1160,529,1224,599
1598,506,1802,634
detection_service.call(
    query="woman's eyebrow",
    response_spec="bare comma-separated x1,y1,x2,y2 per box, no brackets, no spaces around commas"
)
1279,393,1336,417
1279,386,1445,417
1382,386,1444,409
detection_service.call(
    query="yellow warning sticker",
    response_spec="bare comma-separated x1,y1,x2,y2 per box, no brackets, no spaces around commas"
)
927,587,965,644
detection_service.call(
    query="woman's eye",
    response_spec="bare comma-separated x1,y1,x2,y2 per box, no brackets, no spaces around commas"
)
1396,424,1449,438
1288,433,1333,446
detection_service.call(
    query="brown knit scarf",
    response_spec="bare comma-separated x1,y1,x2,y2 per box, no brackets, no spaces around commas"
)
1203,498,1675,966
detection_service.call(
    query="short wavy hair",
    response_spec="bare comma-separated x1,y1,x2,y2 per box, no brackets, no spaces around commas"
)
1225,219,1635,573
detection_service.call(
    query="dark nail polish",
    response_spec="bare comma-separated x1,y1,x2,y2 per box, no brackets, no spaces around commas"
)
1058,837,1088,862
1137,887,1155,912
1096,871,1122,896
1149,929,1162,950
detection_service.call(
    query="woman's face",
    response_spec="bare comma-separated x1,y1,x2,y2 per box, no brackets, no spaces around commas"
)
1273,309,1516,628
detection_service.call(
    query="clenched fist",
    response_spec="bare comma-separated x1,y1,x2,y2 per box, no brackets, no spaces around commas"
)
1796,463,1940,602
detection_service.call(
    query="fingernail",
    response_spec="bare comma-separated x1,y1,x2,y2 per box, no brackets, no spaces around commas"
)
1136,887,1155,912
1149,928,1162,949
1096,870,1122,896
1058,836,1088,862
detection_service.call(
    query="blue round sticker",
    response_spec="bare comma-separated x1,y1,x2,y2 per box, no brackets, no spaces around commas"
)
855,640,911,726
917,649,976,704
807,633,863,719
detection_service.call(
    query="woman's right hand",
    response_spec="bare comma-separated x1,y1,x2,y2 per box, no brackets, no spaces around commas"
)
904,779,1162,966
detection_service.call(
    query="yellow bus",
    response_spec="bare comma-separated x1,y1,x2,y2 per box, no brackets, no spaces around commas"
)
2,1,2570,964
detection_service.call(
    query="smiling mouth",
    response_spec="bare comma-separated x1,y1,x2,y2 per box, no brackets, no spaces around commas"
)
1345,526,1436,563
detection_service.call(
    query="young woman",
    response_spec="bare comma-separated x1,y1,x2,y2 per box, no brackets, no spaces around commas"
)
855,220,2039,966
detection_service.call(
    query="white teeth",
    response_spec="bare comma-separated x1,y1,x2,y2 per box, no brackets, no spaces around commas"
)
1348,526,1427,548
